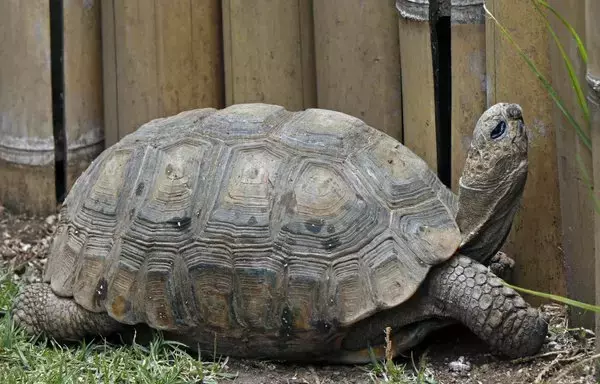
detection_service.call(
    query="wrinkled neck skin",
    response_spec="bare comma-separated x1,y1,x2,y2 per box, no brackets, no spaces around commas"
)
455,149,528,265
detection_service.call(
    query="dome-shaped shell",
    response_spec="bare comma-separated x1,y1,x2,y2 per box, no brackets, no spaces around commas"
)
43,104,460,337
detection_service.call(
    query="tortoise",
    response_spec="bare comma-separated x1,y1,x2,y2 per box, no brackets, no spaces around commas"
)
12,102,547,363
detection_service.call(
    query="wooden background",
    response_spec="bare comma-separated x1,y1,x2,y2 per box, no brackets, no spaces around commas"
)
486,0,565,312
0,0,598,331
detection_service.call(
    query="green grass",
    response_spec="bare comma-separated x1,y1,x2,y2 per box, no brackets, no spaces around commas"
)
363,328,437,384
365,353,437,384
0,273,235,384
0,272,434,383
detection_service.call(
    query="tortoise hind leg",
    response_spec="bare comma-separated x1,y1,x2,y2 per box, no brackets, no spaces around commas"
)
329,319,453,364
12,282,122,341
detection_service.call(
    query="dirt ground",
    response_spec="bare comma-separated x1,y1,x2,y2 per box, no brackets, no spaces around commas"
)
0,205,597,384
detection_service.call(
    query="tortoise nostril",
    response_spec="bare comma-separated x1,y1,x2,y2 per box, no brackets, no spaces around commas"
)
506,104,522,120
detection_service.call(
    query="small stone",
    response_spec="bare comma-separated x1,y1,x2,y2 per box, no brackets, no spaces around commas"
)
13,263,26,275
583,365,591,374
21,243,32,252
26,274,41,284
448,356,471,373
547,341,562,350
45,215,57,226
3,247,16,258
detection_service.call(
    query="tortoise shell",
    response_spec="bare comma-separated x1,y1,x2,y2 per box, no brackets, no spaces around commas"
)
43,104,460,338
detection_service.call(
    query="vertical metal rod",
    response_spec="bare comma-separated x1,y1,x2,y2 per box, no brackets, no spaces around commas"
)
430,0,452,187
50,0,67,203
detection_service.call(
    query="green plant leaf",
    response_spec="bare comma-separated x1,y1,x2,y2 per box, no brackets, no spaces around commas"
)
503,281,600,313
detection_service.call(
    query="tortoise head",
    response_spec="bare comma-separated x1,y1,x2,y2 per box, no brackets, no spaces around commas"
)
455,103,528,264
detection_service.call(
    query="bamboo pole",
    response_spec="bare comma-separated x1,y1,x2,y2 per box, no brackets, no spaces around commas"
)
313,0,402,140
0,1,56,214
396,0,437,170
64,0,104,191
102,0,223,146
222,0,316,111
0,1,106,213
450,1,487,192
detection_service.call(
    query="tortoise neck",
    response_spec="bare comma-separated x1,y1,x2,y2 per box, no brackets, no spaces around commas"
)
455,164,527,265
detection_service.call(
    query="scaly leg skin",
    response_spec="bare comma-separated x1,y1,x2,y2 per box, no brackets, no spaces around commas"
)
336,255,548,363
426,255,547,358
12,283,122,341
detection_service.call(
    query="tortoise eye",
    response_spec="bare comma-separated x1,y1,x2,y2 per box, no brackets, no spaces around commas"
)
490,121,507,140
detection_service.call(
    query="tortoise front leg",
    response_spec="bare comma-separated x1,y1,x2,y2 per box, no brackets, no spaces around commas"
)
424,255,547,358
338,255,547,362
12,283,122,341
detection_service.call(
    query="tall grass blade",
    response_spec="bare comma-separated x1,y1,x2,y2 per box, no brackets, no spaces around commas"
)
530,0,589,125
503,281,600,313
534,0,588,63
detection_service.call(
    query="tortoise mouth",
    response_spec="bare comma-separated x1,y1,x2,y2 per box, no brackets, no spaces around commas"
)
517,118,525,136
510,117,528,154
